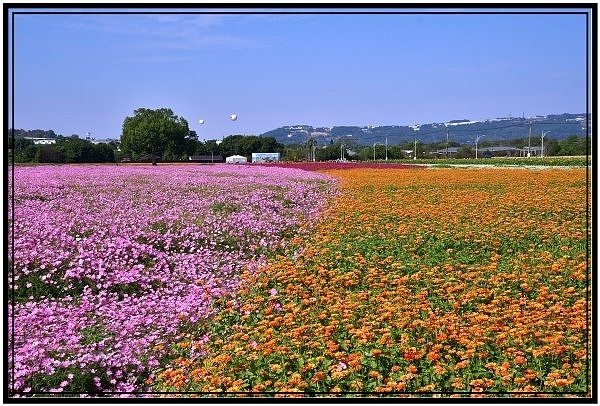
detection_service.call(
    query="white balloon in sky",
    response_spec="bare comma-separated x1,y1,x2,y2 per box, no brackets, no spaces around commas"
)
198,119,205,124
230,114,237,121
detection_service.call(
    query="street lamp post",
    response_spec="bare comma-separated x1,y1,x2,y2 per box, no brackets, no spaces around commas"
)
385,136,388,160
475,134,485,159
413,138,419,160
340,135,352,161
197,117,230,163
541,130,550,157
527,121,532,157
214,140,222,163
373,142,383,161
306,139,315,162
445,126,449,158
198,119,208,161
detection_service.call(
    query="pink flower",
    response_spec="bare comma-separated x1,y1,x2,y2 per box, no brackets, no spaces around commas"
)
9,164,336,393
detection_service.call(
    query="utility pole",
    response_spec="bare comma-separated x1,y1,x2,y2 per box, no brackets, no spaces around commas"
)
414,138,418,160
527,121,532,157
445,127,449,158
541,130,550,158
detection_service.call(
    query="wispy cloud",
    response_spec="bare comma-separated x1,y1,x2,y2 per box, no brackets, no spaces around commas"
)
60,13,266,50
61,13,223,36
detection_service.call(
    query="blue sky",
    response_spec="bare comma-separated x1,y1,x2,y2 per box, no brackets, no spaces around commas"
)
8,7,591,141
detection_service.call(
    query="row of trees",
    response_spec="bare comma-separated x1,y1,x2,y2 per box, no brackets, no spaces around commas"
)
282,134,590,161
9,136,117,164
9,107,590,164
8,133,589,164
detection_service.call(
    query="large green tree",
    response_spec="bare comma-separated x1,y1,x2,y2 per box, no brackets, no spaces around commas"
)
54,137,95,163
120,108,191,165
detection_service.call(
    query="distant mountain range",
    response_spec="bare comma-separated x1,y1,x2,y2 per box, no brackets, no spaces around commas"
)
260,113,590,146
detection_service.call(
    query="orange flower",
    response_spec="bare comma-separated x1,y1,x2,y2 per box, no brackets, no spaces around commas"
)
433,364,446,375
394,381,407,391
158,167,588,395
350,380,363,390
368,370,382,379
403,348,421,361
288,373,307,388
347,359,362,371
311,371,327,383
455,360,469,370
426,351,440,362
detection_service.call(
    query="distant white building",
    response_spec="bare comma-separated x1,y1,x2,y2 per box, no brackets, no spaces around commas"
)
24,137,56,145
252,152,280,163
225,155,247,164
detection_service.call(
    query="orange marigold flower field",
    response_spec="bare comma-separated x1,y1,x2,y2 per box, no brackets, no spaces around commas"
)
156,168,591,397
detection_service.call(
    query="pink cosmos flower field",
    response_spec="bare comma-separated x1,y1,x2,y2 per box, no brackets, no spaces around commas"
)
8,164,336,395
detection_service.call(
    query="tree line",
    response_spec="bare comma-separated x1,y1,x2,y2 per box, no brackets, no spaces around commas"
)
283,134,590,161
8,132,589,164
8,107,590,164
9,136,118,164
